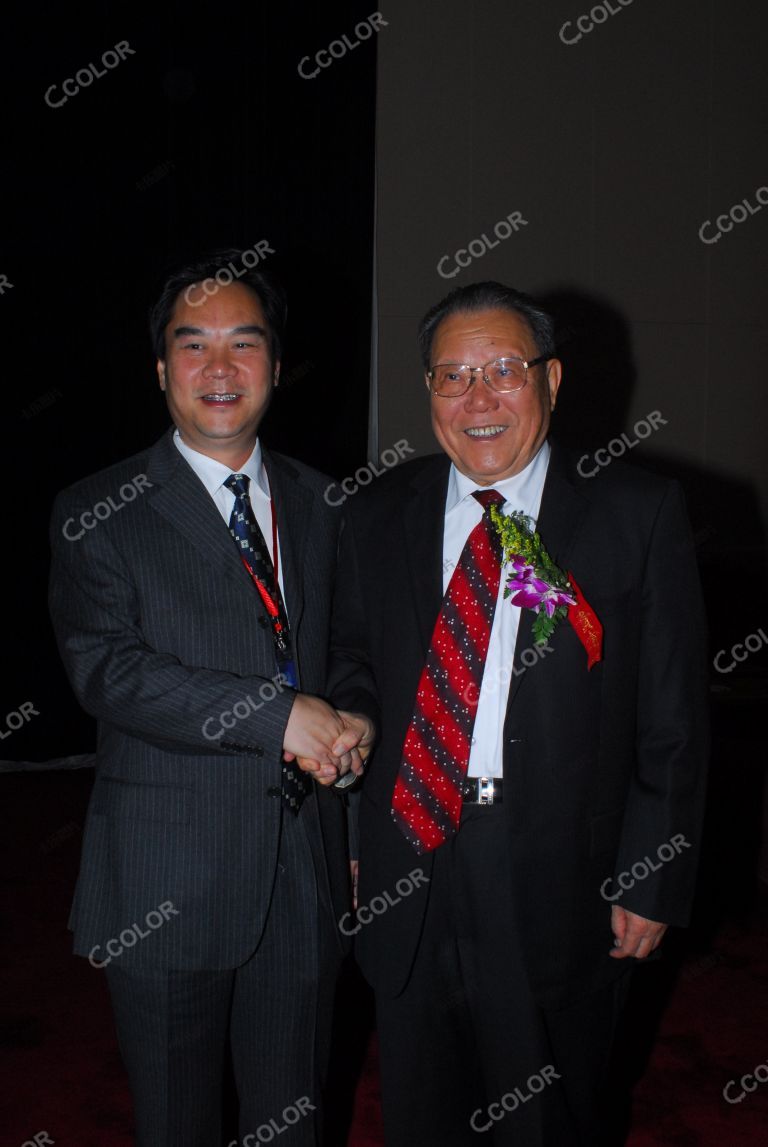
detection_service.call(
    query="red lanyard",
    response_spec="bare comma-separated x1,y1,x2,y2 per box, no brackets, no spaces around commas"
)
239,501,288,651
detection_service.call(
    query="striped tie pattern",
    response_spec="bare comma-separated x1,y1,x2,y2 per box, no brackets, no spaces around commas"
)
391,489,505,853
224,473,310,813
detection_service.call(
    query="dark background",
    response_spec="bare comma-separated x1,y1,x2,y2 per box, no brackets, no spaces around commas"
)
4,0,376,763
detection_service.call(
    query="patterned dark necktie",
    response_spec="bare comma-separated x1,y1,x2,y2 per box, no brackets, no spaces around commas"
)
391,489,505,853
224,473,311,813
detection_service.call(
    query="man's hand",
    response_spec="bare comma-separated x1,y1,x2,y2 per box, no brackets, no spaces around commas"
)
283,694,346,783
286,709,376,788
331,711,376,778
610,905,667,959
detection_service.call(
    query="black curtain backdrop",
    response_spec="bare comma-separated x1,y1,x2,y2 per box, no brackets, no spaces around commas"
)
3,1,376,763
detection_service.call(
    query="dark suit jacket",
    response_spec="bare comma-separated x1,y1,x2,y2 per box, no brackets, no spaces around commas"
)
49,429,371,969
328,442,709,1008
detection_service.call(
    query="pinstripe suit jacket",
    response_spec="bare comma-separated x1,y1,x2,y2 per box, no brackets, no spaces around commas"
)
49,428,364,969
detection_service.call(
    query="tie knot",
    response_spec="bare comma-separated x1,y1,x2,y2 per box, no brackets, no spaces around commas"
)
472,489,504,511
224,473,250,499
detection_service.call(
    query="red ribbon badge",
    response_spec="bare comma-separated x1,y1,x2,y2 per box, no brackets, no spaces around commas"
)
566,571,603,669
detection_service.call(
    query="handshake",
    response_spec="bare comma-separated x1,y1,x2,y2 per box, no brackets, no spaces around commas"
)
282,694,375,789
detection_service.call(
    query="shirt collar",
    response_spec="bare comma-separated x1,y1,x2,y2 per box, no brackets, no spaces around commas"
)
446,439,551,521
172,430,269,501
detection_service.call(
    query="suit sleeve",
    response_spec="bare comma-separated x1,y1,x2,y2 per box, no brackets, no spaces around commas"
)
325,511,381,859
48,494,296,759
326,512,380,727
612,480,709,926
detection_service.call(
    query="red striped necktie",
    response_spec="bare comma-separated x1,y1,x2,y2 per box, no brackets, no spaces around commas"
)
391,489,505,853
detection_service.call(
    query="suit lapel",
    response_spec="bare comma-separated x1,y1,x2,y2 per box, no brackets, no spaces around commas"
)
506,442,589,708
534,442,590,579
145,431,256,598
402,458,451,654
263,450,311,636
144,432,313,618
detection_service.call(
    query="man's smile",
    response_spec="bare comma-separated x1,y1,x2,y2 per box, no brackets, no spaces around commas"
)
201,392,242,404
464,425,507,439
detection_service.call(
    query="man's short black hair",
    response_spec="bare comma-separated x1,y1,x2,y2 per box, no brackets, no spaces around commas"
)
149,249,288,364
417,281,557,369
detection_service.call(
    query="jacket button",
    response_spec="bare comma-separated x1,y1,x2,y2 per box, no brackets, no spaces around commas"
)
257,616,269,629
267,786,281,798
253,746,264,757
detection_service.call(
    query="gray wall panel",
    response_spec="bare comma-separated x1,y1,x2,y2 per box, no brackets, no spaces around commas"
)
375,0,767,562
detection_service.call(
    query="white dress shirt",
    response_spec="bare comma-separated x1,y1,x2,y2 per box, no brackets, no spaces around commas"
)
172,430,287,606
442,441,551,778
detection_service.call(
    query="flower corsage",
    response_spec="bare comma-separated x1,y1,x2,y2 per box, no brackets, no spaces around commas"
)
490,505,603,668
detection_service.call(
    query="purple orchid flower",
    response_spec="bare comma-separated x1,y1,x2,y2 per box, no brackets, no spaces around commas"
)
508,555,535,578
506,558,576,617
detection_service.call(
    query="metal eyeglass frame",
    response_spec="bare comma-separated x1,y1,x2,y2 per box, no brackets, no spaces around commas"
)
426,354,551,397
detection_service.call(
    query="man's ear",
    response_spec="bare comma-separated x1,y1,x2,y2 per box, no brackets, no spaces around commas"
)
546,358,562,411
157,360,166,391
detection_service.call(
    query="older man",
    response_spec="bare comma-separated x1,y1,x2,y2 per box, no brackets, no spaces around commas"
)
327,281,708,1145
49,251,374,1146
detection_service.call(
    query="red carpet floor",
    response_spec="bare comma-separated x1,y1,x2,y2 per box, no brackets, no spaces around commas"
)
2,769,767,1146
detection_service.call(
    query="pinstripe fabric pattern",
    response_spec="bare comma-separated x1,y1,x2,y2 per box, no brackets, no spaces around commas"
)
105,811,328,1146
231,810,327,1145
48,429,352,971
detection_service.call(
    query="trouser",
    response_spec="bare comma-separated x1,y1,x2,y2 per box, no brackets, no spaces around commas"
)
105,805,342,1146
375,803,632,1147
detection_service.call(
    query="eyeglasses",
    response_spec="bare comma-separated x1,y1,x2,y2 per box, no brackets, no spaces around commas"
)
426,355,550,398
